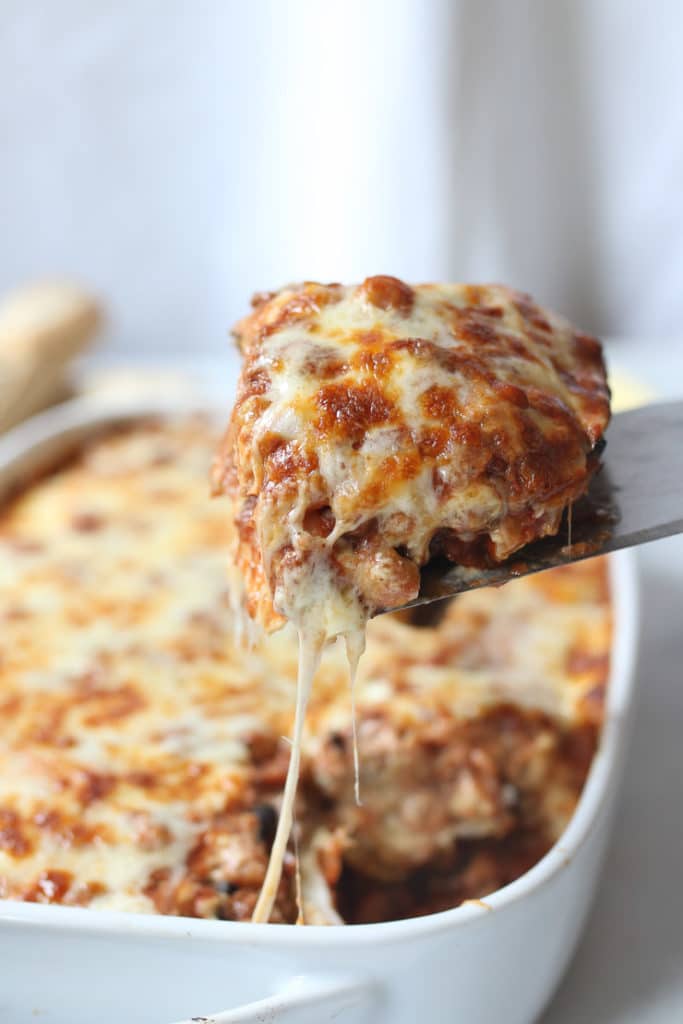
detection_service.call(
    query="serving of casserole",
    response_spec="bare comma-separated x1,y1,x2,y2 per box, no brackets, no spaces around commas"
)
212,277,612,922
0,394,637,1024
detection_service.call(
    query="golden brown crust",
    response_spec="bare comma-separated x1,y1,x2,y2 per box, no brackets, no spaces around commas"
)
214,278,609,634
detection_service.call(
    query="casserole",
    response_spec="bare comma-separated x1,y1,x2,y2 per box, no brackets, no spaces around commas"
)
215,277,610,642
0,395,638,1024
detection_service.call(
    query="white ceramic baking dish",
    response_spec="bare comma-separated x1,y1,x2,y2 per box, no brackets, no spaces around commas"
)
0,395,639,1024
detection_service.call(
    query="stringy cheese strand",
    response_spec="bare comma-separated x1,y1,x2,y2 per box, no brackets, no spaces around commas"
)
345,630,366,807
252,630,322,923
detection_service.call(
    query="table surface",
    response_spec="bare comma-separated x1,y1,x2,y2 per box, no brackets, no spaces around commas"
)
81,338,683,1024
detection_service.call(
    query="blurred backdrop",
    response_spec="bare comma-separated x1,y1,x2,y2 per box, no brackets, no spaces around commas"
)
2,0,683,355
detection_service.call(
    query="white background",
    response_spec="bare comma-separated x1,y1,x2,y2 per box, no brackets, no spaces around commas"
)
2,0,683,355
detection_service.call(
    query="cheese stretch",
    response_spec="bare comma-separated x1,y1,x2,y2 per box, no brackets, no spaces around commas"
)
213,278,610,921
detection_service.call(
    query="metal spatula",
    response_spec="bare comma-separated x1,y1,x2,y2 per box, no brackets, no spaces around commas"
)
402,400,683,614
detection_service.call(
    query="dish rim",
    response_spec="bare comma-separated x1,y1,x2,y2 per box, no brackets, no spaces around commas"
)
0,395,639,947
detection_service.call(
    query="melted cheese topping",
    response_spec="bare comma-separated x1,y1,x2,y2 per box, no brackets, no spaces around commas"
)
213,277,610,919
0,419,294,913
214,277,609,638
0,418,611,921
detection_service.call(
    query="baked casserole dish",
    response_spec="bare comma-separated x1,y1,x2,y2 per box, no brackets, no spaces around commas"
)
0,398,637,1024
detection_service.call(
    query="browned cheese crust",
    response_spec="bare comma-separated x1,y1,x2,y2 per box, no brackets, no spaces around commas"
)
213,278,610,636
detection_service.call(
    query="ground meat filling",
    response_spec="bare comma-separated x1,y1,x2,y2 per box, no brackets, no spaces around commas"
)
143,734,299,923
134,704,596,926
304,705,598,922
332,525,422,613
334,830,552,925
144,805,298,924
